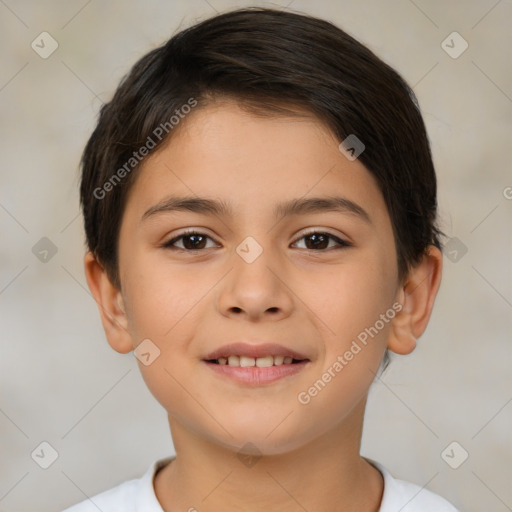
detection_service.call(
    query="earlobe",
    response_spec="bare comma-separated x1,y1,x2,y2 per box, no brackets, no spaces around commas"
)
387,245,443,355
83,251,134,354
387,315,417,355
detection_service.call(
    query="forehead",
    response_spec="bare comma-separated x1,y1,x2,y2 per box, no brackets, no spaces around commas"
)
123,99,390,230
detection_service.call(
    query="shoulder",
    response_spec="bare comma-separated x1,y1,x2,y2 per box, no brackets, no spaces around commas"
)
368,459,459,512
60,457,173,512
61,478,139,512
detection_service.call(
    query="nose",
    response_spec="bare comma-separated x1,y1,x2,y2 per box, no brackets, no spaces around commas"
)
216,241,294,322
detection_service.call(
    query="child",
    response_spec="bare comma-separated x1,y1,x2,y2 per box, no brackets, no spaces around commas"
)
63,7,458,511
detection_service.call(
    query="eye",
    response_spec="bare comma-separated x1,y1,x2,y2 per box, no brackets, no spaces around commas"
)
162,230,218,251
292,230,351,251
162,229,351,252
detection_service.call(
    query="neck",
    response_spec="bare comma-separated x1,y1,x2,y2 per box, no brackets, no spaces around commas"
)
154,397,383,512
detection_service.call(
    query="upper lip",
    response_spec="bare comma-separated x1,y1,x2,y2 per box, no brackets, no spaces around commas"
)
203,342,310,361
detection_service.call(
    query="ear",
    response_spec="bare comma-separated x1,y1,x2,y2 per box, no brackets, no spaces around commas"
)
387,245,443,355
83,251,134,354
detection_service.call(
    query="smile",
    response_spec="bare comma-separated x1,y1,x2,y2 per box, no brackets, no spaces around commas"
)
208,355,306,367
203,358,310,386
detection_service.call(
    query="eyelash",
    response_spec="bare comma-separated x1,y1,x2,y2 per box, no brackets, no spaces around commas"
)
162,229,351,252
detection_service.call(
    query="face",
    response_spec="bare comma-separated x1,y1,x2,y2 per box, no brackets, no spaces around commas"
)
116,99,401,454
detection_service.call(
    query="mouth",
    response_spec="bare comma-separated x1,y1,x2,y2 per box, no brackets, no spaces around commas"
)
201,342,311,386
205,355,309,367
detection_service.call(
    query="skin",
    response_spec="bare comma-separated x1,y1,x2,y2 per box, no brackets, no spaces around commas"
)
85,98,442,512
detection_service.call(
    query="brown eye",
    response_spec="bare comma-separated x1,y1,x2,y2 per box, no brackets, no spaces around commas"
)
293,231,350,251
163,231,217,251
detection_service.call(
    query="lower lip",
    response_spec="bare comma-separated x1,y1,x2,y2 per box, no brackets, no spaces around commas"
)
203,360,310,385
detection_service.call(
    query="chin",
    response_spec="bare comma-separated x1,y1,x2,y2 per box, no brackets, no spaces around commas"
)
205,415,309,457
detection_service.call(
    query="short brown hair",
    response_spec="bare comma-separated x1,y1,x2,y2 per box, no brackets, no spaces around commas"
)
80,7,445,291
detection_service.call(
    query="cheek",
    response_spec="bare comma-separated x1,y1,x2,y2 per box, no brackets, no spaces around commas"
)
310,250,396,346
123,258,197,340
121,259,208,403
295,266,393,424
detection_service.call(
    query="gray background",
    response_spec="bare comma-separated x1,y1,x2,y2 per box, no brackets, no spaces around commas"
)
1,1,511,511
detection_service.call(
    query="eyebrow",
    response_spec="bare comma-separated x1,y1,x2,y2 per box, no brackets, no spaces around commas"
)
141,195,372,224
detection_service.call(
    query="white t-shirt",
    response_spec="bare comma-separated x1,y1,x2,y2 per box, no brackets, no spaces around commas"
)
61,456,459,512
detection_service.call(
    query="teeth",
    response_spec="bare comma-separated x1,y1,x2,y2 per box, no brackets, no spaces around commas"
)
216,355,299,366
256,356,274,367
240,356,255,367
228,355,240,366
273,355,284,365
